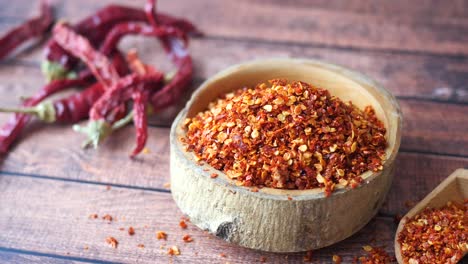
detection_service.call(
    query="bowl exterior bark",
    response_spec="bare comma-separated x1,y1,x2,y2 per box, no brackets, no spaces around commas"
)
170,58,401,252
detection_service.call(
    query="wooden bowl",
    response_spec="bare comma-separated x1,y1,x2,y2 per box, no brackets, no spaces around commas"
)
170,58,402,252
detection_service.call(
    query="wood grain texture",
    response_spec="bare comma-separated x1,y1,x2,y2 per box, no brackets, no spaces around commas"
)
0,250,92,264
1,122,467,217
0,175,397,264
1,0,468,55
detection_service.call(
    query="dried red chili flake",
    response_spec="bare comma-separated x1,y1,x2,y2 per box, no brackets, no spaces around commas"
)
106,237,118,248
137,244,145,248
179,220,188,229
184,79,387,195
168,246,180,255
89,213,98,219
182,234,193,243
259,256,267,263
353,246,395,264
397,201,467,264
332,254,342,263
102,214,113,222
220,253,227,258
303,250,313,262
156,231,167,240
128,227,135,236
210,173,219,178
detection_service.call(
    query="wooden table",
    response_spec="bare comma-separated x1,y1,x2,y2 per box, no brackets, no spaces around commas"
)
0,1,467,263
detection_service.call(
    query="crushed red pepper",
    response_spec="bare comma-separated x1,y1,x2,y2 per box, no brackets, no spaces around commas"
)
168,246,180,255
106,237,119,248
179,220,188,229
184,79,387,196
397,201,467,264
102,214,113,222
182,234,193,243
128,226,135,236
157,231,168,240
353,246,395,264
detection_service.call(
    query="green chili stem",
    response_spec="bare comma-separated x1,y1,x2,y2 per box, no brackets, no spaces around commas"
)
0,107,37,114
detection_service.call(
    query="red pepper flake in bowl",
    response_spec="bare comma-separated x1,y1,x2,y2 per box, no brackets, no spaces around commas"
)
397,201,467,264
184,79,387,195
128,226,135,236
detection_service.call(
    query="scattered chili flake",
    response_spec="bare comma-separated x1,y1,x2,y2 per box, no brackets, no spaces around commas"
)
220,253,227,258
106,237,118,248
106,185,111,191
142,147,151,154
182,234,193,243
102,214,113,222
303,250,313,262
156,231,167,240
210,173,218,178
137,244,145,248
167,246,180,255
84,245,89,250
89,213,98,219
259,256,267,262
119,227,125,231
287,196,293,201
179,220,188,229
128,226,135,236
184,79,387,195
332,254,342,263
397,201,467,264
163,182,171,188
353,246,395,264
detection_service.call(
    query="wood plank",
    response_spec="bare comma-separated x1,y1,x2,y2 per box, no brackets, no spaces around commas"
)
1,123,467,216
381,153,468,216
0,250,98,264
0,175,397,263
1,0,468,55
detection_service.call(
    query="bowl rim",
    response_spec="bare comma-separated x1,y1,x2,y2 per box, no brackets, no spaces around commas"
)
171,57,402,200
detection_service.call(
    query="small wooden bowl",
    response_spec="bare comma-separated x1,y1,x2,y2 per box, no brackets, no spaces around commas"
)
170,58,402,252
395,169,468,263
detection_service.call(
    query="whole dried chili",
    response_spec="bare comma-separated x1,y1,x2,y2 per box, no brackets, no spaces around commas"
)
53,23,120,87
0,82,105,123
397,201,467,264
0,0,53,60
43,3,200,80
183,79,387,195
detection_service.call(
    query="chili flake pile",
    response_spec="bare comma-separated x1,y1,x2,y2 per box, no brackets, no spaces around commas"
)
183,79,387,195
397,201,467,264
353,246,396,264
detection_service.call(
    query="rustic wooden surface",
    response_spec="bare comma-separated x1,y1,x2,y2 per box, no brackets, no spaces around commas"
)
0,0,467,263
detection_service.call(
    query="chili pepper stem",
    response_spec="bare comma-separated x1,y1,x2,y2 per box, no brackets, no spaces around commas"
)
0,107,38,114
41,60,77,82
73,120,112,149
0,102,56,123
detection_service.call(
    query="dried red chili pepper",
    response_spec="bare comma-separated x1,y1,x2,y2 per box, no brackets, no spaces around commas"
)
0,82,105,123
52,23,120,87
43,3,200,80
0,0,53,61
131,91,149,157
